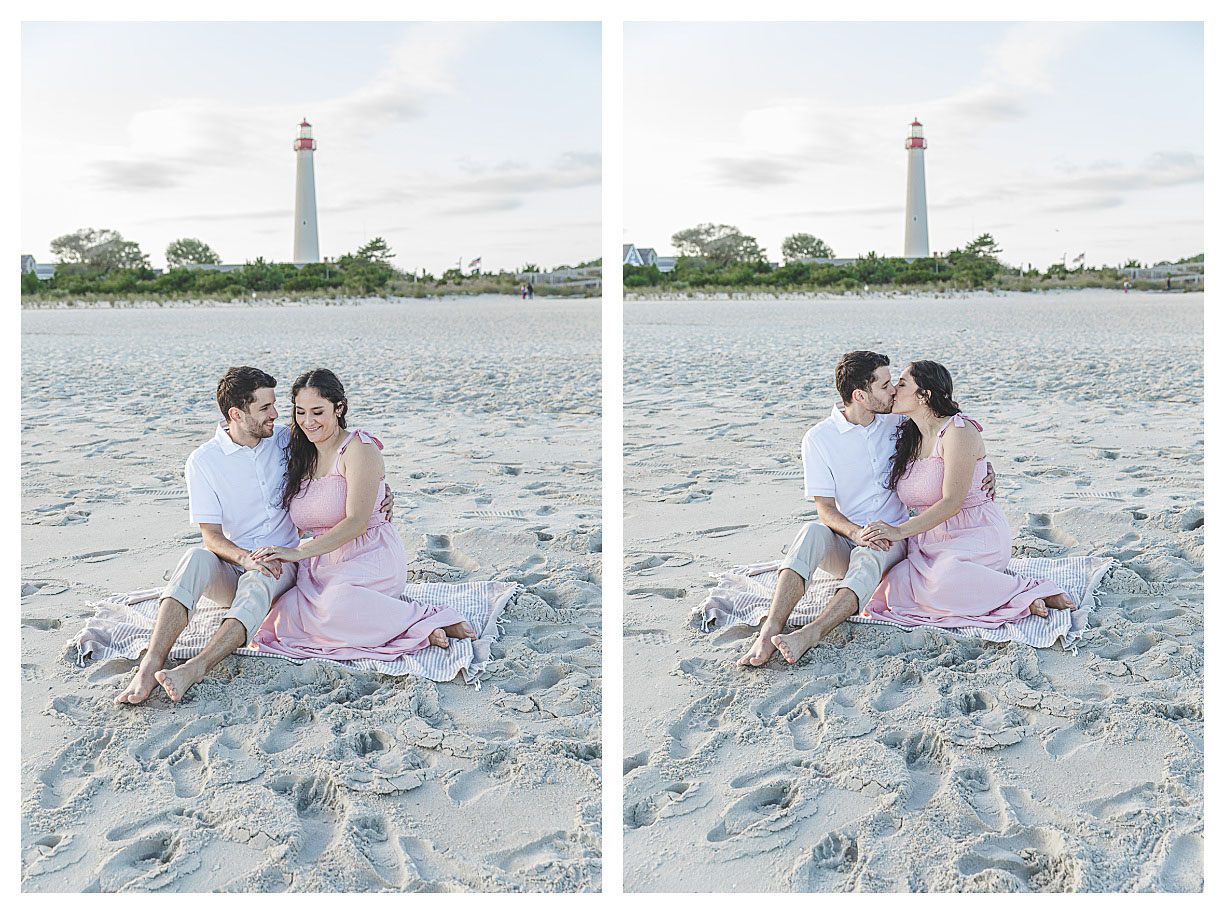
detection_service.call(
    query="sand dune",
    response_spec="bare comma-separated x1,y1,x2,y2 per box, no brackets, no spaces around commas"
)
623,292,1202,892
21,295,601,892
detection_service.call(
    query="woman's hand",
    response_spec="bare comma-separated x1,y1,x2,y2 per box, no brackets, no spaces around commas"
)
249,544,303,563
862,520,906,543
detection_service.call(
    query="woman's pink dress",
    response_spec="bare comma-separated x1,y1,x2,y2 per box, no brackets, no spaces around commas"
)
863,415,1065,629
252,430,466,660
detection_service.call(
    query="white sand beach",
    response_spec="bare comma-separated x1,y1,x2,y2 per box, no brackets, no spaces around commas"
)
623,291,1203,892
20,295,601,892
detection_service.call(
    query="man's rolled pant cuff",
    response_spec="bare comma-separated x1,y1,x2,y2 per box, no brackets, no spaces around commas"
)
779,552,816,582
157,585,198,615
222,605,266,643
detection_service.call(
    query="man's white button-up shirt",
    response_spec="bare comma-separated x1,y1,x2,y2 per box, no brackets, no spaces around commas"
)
184,423,299,552
801,405,910,528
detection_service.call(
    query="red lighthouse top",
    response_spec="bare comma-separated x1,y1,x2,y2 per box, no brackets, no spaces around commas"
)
294,119,315,152
906,118,927,150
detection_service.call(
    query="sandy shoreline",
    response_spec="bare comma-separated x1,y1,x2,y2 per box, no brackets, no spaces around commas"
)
21,295,602,891
623,291,1203,892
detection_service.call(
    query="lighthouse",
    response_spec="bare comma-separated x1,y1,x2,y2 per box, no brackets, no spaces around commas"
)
903,118,929,259
293,119,320,263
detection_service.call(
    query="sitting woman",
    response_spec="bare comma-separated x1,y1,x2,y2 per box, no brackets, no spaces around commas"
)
251,368,473,660
861,360,1074,628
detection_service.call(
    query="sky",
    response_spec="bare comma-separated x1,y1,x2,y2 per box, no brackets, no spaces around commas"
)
625,21,1204,269
22,22,601,274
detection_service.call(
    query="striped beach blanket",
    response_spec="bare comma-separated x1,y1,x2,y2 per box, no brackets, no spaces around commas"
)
695,556,1116,653
75,579,522,684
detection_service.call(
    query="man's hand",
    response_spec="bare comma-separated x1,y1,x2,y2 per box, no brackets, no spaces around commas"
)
380,486,395,521
239,552,283,579
851,525,891,552
981,461,997,500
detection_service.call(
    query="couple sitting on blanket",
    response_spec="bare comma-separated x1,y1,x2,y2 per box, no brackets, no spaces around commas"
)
739,350,1073,668
117,366,474,705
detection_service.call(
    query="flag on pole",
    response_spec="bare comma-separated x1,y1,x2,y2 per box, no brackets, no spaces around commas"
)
468,257,481,269
1072,252,1085,266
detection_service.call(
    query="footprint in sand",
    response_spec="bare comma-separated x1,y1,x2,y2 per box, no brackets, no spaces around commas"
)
39,728,115,809
668,689,736,759
626,586,688,599
625,552,694,574
21,615,63,631
259,707,317,755
267,773,345,866
624,750,649,775
423,534,480,572
92,831,186,892
793,831,859,888
490,830,572,873
1021,514,1079,550
349,810,407,888
706,780,802,843
953,765,1008,831
624,781,699,830
881,729,949,812
871,667,923,712
21,580,69,597
499,664,567,696
956,825,1080,892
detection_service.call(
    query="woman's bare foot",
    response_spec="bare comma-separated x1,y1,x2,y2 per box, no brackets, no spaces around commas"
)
428,629,449,648
115,666,160,705
443,622,475,640
153,663,206,703
1046,593,1074,611
1029,599,1049,618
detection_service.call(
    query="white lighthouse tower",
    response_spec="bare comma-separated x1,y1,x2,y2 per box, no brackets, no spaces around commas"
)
903,118,929,260
293,118,320,264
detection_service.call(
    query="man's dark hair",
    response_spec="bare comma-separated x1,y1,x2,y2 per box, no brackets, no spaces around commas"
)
216,367,276,419
835,351,890,404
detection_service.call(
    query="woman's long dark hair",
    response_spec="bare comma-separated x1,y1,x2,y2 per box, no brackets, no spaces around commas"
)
281,368,348,509
887,360,960,491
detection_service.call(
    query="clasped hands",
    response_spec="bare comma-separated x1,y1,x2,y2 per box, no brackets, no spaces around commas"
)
854,522,902,551
244,486,397,576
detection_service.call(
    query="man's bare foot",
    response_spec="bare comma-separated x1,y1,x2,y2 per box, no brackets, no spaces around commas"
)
153,663,205,703
428,629,449,648
1029,599,1049,618
771,627,824,665
737,622,784,666
1045,593,1074,611
115,667,160,705
443,621,475,640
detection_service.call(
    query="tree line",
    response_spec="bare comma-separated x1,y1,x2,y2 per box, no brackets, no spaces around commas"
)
625,223,1200,292
22,228,600,299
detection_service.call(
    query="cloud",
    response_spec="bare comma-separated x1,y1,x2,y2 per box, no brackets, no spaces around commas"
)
781,202,902,220
935,85,1028,124
93,160,188,191
139,207,290,224
83,26,477,194
709,155,802,188
1043,194,1126,213
437,196,524,216
985,22,1093,92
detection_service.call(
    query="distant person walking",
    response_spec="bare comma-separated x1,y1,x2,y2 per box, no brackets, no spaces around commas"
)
528,281,535,300
520,284,528,300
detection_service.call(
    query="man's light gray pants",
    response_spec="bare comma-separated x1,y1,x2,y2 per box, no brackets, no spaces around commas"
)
160,547,298,640
779,522,907,609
